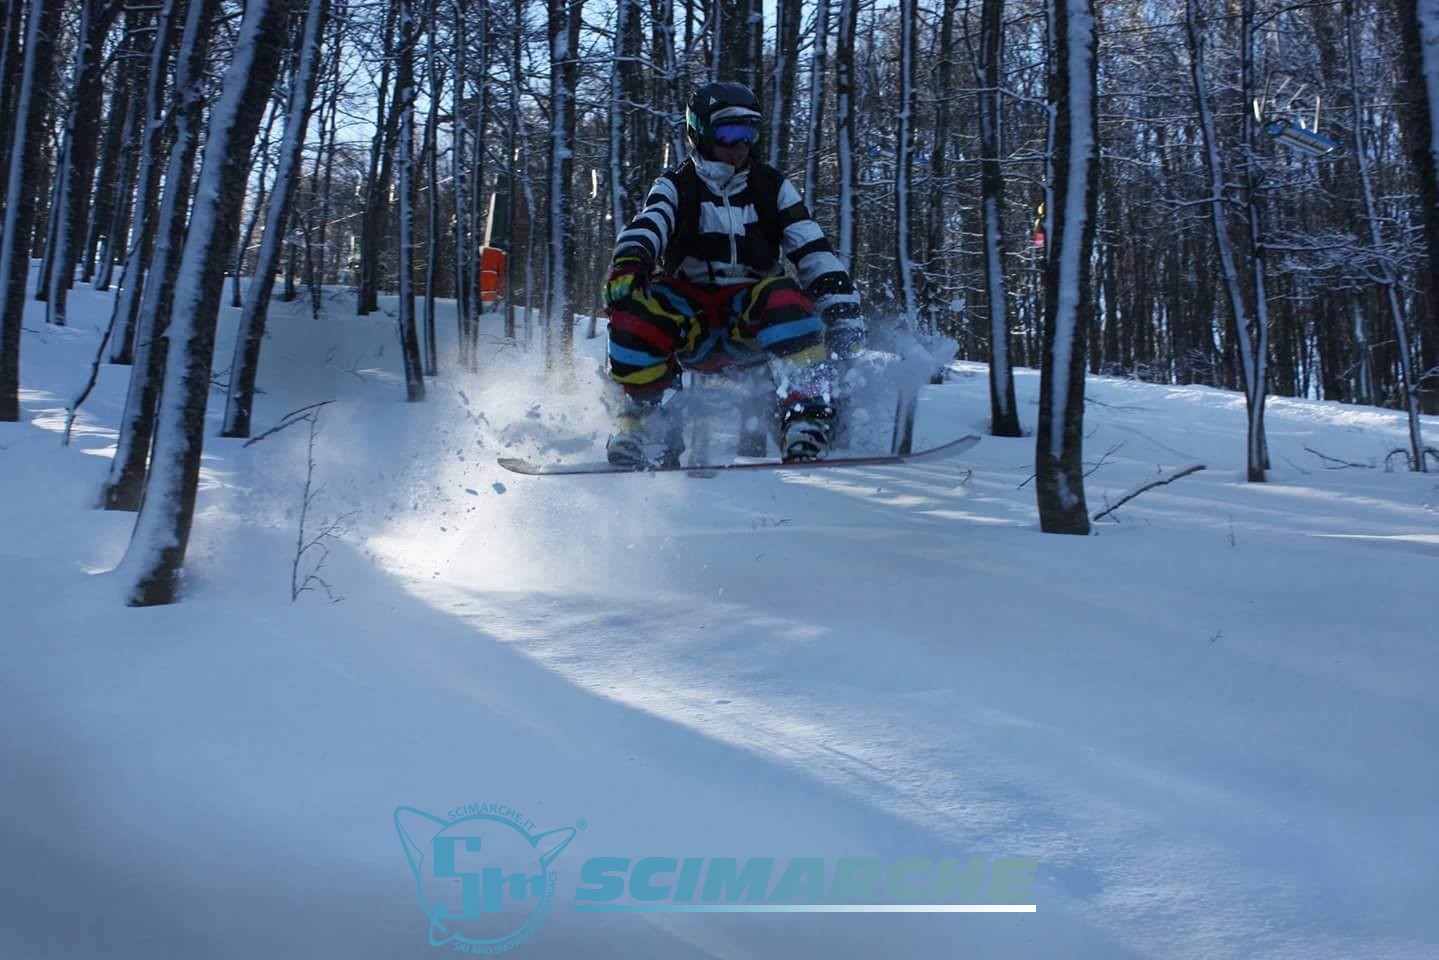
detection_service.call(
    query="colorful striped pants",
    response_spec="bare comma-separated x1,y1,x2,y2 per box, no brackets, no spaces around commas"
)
607,275,828,400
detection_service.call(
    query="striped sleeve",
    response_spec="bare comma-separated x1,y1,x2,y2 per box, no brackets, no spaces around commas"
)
775,177,860,313
612,173,680,265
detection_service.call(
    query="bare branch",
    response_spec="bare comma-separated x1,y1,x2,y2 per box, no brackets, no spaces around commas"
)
1303,445,1372,470
242,400,334,447
1093,463,1207,522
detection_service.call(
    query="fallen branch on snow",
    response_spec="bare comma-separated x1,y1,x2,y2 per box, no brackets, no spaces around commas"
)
1303,445,1372,470
1092,463,1206,522
1086,396,1148,413
1384,446,1439,472
1279,453,1313,476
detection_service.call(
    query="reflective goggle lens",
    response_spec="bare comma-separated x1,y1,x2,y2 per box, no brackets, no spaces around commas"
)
713,123,758,146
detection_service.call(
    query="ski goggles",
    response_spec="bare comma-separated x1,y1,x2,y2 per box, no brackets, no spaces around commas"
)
713,123,759,146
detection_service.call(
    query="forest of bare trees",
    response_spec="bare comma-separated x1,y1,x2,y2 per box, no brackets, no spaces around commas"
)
1,0,1436,598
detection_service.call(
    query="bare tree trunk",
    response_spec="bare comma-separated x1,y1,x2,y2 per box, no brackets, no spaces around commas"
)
107,0,186,366
714,0,754,82
222,0,330,437
619,0,647,196
450,0,473,368
1185,0,1266,481
894,0,918,321
105,0,185,365
357,1,396,315
800,0,829,205
0,0,25,222
93,88,140,293
608,5,628,233
652,0,684,166
834,0,859,271
87,4,149,284
395,0,426,400
103,0,219,510
927,0,957,334
1239,0,1271,479
467,28,489,360
1396,0,1439,414
979,0,1020,436
41,0,114,326
311,2,344,291
511,0,537,346
0,0,61,422
118,0,295,606
422,0,441,377
768,0,800,173
1035,0,1096,535
546,0,583,377
1346,0,1425,468
232,99,283,308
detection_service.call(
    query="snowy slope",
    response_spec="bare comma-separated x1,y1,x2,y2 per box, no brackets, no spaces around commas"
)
2,273,1436,959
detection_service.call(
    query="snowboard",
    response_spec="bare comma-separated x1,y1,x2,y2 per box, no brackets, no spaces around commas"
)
497,434,980,477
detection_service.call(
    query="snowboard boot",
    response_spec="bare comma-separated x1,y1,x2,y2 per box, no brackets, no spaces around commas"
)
780,399,836,462
607,394,684,469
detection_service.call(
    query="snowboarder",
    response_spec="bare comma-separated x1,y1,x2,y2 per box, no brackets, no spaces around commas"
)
602,80,866,467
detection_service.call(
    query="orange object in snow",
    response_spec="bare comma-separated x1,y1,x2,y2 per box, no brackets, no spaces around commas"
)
479,246,506,304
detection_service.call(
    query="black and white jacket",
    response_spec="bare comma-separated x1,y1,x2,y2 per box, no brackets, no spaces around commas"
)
612,154,860,317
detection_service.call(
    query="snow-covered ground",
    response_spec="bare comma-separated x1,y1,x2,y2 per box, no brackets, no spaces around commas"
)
2,274,1435,959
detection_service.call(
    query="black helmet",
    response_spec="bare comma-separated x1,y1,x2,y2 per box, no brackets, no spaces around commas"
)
686,81,762,152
